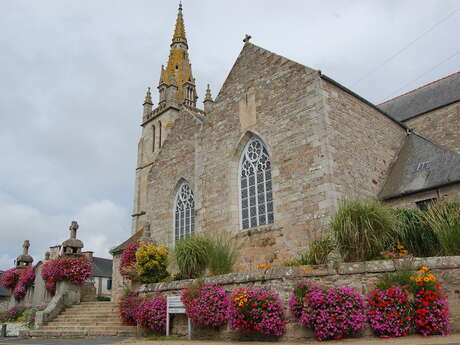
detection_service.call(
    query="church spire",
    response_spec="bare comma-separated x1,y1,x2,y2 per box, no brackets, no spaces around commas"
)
172,2,187,48
159,2,197,108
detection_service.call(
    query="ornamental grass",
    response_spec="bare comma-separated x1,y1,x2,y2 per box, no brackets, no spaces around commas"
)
331,200,400,262
181,282,228,328
290,282,366,341
174,235,212,279
228,287,286,337
393,208,440,257
421,201,460,256
285,237,334,266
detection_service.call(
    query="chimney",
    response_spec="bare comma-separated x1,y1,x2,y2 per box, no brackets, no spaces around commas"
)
82,251,94,261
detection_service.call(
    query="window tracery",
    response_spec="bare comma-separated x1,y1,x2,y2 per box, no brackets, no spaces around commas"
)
240,137,273,229
174,181,195,241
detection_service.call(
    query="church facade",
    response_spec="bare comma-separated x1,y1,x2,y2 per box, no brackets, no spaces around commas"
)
112,4,460,282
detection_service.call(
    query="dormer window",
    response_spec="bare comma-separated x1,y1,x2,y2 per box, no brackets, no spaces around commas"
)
417,161,430,171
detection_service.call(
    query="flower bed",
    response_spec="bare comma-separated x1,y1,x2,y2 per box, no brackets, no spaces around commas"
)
412,267,449,336
119,291,142,325
0,268,21,290
120,242,140,279
181,282,228,328
136,295,167,334
13,266,36,301
228,287,286,337
367,286,413,338
41,256,92,295
290,282,366,341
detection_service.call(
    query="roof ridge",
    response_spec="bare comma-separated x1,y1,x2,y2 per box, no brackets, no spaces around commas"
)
379,70,460,105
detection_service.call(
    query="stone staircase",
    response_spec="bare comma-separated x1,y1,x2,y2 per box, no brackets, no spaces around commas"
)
27,301,137,337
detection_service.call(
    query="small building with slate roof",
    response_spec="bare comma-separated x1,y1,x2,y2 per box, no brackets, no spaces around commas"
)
83,252,113,299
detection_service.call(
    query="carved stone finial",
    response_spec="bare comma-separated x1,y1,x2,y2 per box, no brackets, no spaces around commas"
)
16,240,33,268
204,84,213,102
23,240,30,255
62,221,84,256
243,34,252,43
144,87,152,105
70,221,79,239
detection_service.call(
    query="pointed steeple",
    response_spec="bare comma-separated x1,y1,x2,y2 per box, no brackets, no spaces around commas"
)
144,87,152,105
172,2,187,47
158,3,197,108
203,84,213,113
204,84,213,102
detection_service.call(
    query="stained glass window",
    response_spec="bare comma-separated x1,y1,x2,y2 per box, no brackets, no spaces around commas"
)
240,138,273,229
174,182,195,241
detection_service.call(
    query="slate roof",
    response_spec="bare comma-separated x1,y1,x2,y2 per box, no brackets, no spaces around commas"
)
380,133,460,200
378,71,460,122
91,257,113,278
110,229,144,255
0,271,11,297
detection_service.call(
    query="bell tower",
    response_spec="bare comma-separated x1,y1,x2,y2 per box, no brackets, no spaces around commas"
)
132,3,200,232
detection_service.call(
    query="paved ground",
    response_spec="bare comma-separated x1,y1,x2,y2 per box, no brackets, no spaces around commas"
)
0,335,460,345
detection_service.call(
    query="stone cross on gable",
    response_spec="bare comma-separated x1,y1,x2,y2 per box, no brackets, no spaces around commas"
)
69,221,79,239
243,34,252,43
23,240,30,255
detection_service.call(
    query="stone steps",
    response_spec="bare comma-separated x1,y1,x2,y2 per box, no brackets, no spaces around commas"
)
25,301,137,338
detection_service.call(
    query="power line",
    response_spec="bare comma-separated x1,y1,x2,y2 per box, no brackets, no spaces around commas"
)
351,6,460,87
381,48,460,103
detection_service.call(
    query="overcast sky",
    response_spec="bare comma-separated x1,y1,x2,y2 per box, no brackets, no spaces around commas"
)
1,0,459,269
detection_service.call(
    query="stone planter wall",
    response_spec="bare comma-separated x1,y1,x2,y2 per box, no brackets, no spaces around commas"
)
137,256,460,341
2,322,29,337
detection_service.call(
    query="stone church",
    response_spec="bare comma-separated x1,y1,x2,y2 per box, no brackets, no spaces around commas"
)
111,4,460,284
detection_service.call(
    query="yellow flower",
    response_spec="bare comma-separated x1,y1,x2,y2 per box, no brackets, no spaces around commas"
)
427,274,436,282
423,277,430,282
415,277,422,283
418,269,426,275
257,264,270,270
397,244,405,249
422,266,430,271
410,276,415,281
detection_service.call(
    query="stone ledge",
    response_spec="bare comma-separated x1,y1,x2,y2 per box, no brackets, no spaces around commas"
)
232,225,283,239
140,255,460,293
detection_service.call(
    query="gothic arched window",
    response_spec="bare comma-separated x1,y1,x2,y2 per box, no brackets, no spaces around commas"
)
240,137,273,229
174,181,195,241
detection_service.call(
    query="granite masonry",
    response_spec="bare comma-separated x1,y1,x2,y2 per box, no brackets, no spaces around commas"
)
111,4,460,303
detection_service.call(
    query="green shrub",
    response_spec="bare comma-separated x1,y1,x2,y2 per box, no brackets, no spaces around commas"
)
393,208,441,257
375,270,417,293
284,237,335,266
207,233,235,275
174,235,211,279
331,200,400,262
135,243,170,283
422,201,460,255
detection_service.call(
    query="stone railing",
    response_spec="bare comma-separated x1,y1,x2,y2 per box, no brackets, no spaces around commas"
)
137,256,460,340
33,281,81,329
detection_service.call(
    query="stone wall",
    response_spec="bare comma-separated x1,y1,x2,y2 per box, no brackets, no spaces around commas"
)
386,183,460,208
135,43,339,271
0,297,8,312
321,78,406,202
404,101,460,154
137,256,460,340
